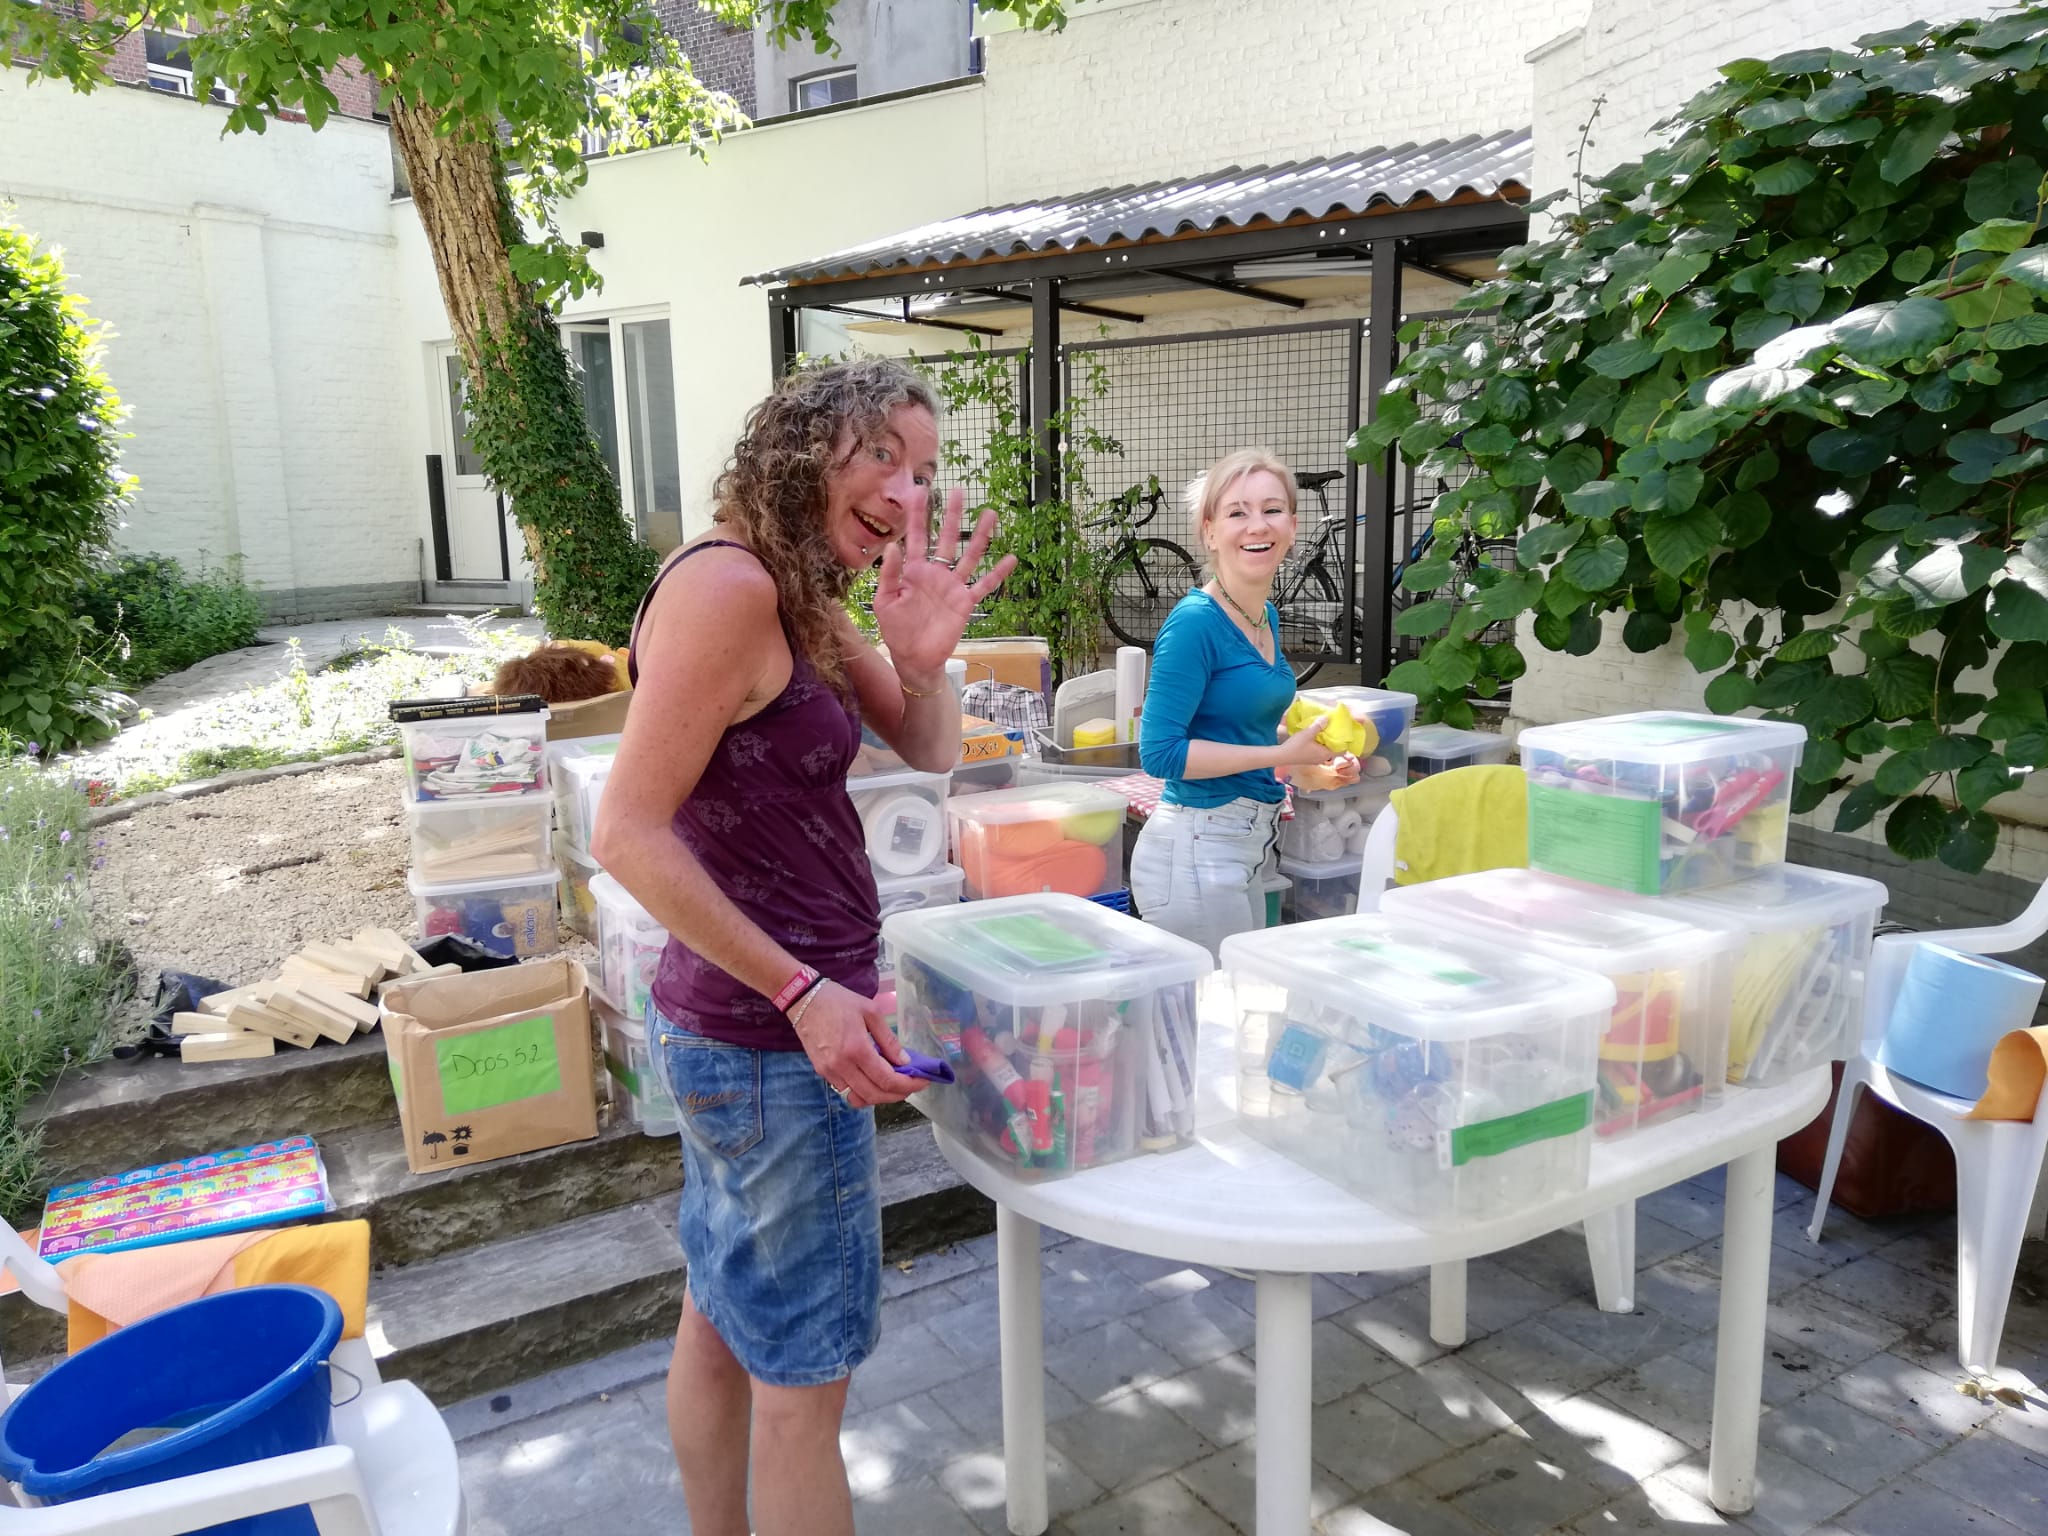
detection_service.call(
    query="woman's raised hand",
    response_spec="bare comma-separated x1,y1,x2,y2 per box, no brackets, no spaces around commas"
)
873,487,1018,683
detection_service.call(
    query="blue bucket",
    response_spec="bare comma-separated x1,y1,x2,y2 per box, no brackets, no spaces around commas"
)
0,1284,343,1536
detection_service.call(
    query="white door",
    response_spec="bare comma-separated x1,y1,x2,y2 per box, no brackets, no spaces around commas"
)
436,346,506,580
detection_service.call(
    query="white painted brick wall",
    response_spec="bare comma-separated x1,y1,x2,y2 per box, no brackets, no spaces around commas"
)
980,0,1585,204
0,76,417,601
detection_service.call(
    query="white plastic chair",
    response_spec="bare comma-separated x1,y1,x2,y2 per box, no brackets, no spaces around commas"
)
1806,876,2048,1374
1356,798,1637,1338
0,1228,465,1535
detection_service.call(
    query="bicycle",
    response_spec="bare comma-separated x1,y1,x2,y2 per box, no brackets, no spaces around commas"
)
1092,475,1201,651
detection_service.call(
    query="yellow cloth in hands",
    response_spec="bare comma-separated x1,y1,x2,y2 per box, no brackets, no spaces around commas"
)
1965,1026,2048,1120
1389,764,1529,887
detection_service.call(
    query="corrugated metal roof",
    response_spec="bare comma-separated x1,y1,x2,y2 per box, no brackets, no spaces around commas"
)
747,129,1531,287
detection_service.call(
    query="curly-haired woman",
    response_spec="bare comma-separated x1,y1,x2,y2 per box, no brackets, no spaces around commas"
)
592,358,1013,1536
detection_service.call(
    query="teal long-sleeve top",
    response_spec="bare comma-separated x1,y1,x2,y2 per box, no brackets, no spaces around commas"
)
1138,590,1295,809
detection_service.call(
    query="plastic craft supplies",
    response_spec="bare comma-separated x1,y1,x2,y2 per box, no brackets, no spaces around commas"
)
410,868,559,960
590,871,667,1021
1290,683,1417,788
1277,782,1378,863
885,893,1214,1179
949,781,1127,900
1407,724,1512,782
549,736,618,855
848,765,952,880
390,695,551,804
1664,865,1888,1088
875,864,968,984
1519,711,1806,896
1220,915,1614,1226
407,797,553,884
593,988,679,1136
1382,869,1739,1138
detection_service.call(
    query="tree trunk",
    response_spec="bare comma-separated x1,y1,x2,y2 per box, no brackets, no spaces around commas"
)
388,99,655,643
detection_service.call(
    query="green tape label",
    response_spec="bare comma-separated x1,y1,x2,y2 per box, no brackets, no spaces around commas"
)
388,1055,403,1103
434,1014,563,1114
1335,936,1487,986
966,914,1107,969
604,1049,640,1097
1527,781,1662,894
1449,1090,1593,1167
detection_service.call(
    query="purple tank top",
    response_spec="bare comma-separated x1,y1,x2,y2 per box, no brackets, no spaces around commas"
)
630,541,881,1050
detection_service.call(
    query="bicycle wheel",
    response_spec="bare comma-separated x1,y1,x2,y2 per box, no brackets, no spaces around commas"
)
1101,539,1200,650
1275,563,1343,686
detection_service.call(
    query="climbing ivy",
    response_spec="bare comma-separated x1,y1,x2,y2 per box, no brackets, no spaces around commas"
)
1354,8,2048,873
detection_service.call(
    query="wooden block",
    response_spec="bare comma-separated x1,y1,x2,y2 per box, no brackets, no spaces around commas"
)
351,927,422,974
171,1011,246,1036
226,1002,320,1050
182,1031,276,1063
266,988,356,1045
279,955,373,1000
197,981,278,1017
293,977,381,1031
300,942,389,984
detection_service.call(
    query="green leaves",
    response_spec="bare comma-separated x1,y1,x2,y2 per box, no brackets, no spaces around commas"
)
1879,106,1955,184
1644,506,1720,574
1584,337,1660,378
1518,521,1584,566
1958,218,2038,254
1807,428,1889,474
1827,298,1959,364
1684,627,1736,672
1865,650,1936,716
1996,247,2048,295
1544,441,1605,494
1561,534,1629,589
1752,159,1818,196
1885,795,1949,859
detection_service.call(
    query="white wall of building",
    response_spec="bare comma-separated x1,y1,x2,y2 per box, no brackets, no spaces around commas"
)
0,77,419,617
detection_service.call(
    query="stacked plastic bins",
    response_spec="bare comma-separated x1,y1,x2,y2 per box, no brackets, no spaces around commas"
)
948,782,1130,911
1406,724,1512,782
588,871,679,1136
1381,869,1741,1138
886,894,1214,1178
1220,916,1614,1225
548,737,618,939
1277,684,1416,922
390,695,560,959
847,760,965,985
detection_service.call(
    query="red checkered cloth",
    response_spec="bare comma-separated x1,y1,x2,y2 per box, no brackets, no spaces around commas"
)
1098,773,1294,822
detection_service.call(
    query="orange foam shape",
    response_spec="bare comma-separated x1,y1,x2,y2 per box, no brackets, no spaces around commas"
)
967,839,1108,899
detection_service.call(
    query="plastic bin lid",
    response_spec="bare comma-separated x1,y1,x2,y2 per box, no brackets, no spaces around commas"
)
1408,725,1509,760
1220,914,1615,1041
883,892,1211,1005
847,763,951,793
407,865,557,897
1278,853,1362,880
876,862,967,896
1517,710,1806,763
589,871,664,933
406,792,551,820
1381,868,1739,973
944,780,1126,825
1295,684,1418,730
1661,863,1889,933
551,740,619,782
557,840,601,874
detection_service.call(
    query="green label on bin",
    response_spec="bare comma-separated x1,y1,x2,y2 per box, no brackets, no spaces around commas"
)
1449,1090,1593,1167
1527,781,1662,894
1334,936,1487,987
435,1014,562,1114
965,914,1108,970
604,1049,640,1097
1594,717,1750,746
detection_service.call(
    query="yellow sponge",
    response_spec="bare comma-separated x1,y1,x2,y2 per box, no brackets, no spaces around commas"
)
1284,698,1377,758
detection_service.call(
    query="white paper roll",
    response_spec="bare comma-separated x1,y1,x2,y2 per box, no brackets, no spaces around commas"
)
863,793,945,876
1332,810,1364,842
1114,646,1147,742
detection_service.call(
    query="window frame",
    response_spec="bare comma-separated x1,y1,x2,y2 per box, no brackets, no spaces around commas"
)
788,65,856,113
143,26,236,104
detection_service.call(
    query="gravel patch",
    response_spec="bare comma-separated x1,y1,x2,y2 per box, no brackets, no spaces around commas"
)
89,758,594,1031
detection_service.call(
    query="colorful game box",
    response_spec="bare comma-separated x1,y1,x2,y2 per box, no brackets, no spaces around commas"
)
35,1135,333,1262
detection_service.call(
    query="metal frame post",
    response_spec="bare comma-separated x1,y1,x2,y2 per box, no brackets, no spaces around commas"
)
768,300,799,379
1030,278,1062,505
1357,239,1403,686
1341,318,1364,662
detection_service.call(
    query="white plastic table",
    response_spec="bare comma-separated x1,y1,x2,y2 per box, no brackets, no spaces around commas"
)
932,1020,1831,1536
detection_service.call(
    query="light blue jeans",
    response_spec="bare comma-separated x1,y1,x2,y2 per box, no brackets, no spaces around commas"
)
1128,797,1282,960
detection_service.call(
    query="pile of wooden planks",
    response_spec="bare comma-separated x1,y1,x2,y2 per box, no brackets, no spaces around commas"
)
175,929,458,1062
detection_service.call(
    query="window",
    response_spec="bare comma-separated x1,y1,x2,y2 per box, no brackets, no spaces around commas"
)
560,314,684,552
790,67,856,113
144,29,234,103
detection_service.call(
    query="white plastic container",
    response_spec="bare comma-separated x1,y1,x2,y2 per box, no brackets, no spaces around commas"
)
593,988,678,1137
885,893,1214,1179
1407,725,1513,781
409,868,560,958
549,736,619,855
557,841,601,940
1220,915,1614,1227
590,871,668,1021
948,782,1127,902
1279,853,1361,922
847,765,952,881
1518,711,1807,895
1381,868,1740,1139
406,796,553,884
1292,684,1417,788
1256,871,1292,930
875,863,968,983
394,704,550,804
1665,864,1888,1087
1278,781,1387,862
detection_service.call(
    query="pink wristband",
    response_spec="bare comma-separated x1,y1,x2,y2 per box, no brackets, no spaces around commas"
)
771,965,821,1013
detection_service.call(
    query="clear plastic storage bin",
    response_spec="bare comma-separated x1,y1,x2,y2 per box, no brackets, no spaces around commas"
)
1279,854,1361,921
848,765,952,881
1665,865,1888,1087
407,796,553,884
886,893,1214,1179
1407,725,1513,781
409,868,559,958
594,989,678,1136
875,864,968,983
1382,868,1739,1137
391,698,550,804
590,871,668,1021
549,736,618,855
948,782,1127,901
1292,684,1417,788
1257,872,1292,930
1220,915,1613,1226
1278,781,1386,862
557,841,601,940
1519,711,1807,895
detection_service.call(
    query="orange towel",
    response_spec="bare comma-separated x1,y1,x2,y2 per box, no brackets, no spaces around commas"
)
63,1220,370,1352
1966,1027,2048,1121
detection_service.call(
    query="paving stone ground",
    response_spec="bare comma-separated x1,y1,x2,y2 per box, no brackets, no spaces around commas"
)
448,1167,2048,1536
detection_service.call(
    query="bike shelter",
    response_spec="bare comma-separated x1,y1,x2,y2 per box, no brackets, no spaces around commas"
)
745,130,1534,683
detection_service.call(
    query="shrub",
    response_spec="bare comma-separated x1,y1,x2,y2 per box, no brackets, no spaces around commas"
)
81,553,267,689
0,216,132,753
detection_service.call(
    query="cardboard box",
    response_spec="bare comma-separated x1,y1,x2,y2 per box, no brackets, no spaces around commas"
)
546,689,632,742
380,958,599,1174
952,638,1051,699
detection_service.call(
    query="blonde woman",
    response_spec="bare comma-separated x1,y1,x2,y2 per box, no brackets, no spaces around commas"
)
1132,450,1360,956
